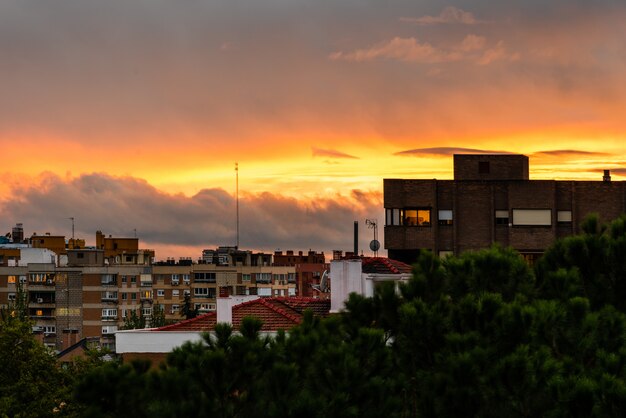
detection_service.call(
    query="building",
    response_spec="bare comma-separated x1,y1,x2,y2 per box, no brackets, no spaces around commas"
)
0,236,300,352
273,250,328,297
115,296,331,364
329,257,413,313
384,154,626,264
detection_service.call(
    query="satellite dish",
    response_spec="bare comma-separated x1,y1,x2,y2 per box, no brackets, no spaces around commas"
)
311,270,330,293
369,240,380,252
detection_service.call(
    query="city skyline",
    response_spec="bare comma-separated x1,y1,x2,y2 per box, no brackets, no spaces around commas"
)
1,1,626,257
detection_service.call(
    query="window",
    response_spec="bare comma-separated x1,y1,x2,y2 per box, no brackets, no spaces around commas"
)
157,289,165,297
257,273,272,283
438,210,453,226
101,274,116,286
172,289,180,297
101,291,118,300
236,286,247,295
385,208,403,226
404,209,431,226
171,304,180,313
19,276,27,284
557,210,572,224
512,209,552,226
101,308,117,319
131,293,137,300
7,276,16,284
102,325,117,334
44,326,56,334
194,287,209,297
182,274,190,284
242,274,251,282
8,293,16,301
125,256,133,262
479,161,490,174
121,275,127,283
122,293,128,300
288,273,296,283
495,210,509,225
77,252,84,259
142,307,152,316
258,287,272,297
140,290,152,300
194,272,216,282
130,276,137,284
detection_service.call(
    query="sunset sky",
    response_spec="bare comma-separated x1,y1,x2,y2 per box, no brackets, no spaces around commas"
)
1,0,625,258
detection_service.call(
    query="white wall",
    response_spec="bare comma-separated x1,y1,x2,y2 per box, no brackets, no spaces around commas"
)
18,248,58,266
216,295,260,324
330,259,364,313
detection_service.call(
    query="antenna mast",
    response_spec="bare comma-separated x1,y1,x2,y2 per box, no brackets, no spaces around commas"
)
366,219,379,257
235,162,239,249
68,217,75,241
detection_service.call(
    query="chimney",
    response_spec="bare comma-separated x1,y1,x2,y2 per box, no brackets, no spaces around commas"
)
603,170,611,182
353,221,358,256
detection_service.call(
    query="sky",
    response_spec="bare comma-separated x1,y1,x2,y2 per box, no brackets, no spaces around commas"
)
1,0,626,259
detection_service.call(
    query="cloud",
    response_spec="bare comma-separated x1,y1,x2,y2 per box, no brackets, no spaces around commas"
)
330,35,516,66
312,147,359,159
532,150,612,157
395,147,510,156
329,37,460,63
477,41,520,65
400,7,488,25
0,173,381,258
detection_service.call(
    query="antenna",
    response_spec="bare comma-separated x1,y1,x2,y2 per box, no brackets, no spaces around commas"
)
235,162,239,249
68,217,75,241
366,219,379,257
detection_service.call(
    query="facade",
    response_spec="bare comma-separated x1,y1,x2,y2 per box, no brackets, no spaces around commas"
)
384,154,626,264
116,296,331,364
273,250,328,297
329,257,413,313
0,238,306,352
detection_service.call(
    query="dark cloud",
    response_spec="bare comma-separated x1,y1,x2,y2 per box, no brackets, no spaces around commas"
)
532,150,612,157
400,6,488,25
395,147,510,156
0,173,381,257
312,147,359,159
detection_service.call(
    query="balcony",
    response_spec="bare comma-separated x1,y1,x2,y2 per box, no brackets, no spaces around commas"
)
101,281,117,287
101,316,118,321
101,296,118,303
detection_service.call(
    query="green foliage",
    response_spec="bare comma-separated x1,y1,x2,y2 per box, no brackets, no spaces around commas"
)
121,308,146,330
0,284,72,417
71,214,626,417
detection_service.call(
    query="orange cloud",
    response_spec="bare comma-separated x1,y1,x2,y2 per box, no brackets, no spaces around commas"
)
400,7,488,25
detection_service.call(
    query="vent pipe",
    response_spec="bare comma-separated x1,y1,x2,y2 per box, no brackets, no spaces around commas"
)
603,170,611,182
353,221,358,255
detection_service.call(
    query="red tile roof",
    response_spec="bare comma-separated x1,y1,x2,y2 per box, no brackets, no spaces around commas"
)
361,257,413,274
154,297,330,333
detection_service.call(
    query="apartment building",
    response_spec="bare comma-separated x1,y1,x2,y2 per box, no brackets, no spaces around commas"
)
384,154,626,264
0,238,301,351
273,250,328,298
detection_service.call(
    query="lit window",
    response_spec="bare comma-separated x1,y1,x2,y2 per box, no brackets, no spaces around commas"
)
7,276,16,284
404,209,431,226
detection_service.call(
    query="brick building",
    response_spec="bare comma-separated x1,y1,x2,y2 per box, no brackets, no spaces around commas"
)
384,154,626,264
273,250,328,297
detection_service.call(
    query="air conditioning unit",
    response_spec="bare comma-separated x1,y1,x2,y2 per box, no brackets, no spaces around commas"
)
37,298,44,303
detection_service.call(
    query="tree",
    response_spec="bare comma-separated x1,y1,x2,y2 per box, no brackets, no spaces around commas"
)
0,284,71,417
180,294,198,320
121,308,146,330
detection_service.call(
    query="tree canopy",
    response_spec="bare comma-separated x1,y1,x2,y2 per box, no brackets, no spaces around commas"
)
7,214,626,417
